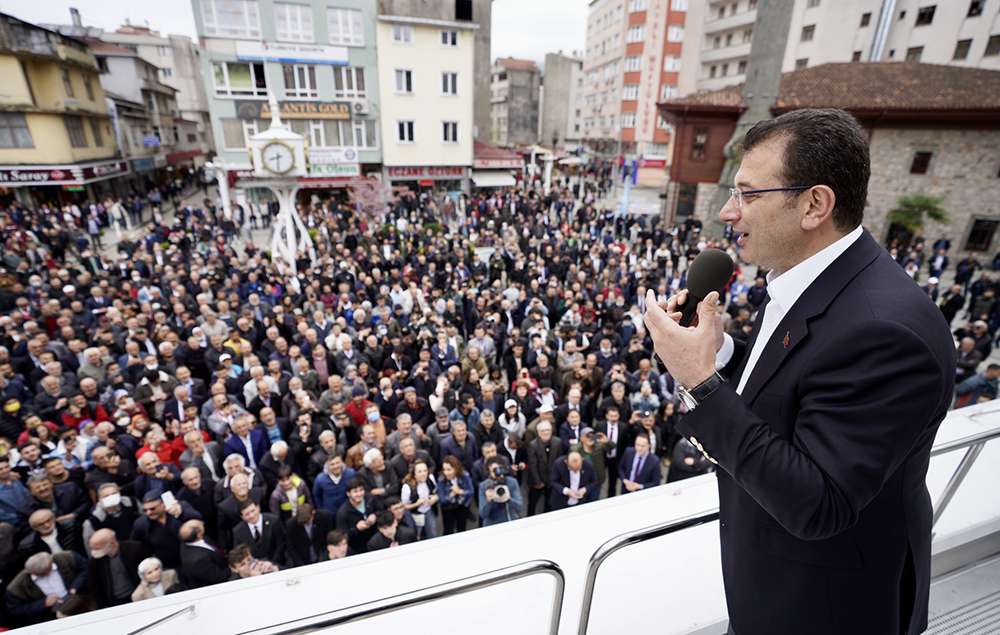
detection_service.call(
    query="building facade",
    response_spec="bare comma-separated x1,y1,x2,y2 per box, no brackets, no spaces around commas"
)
489,57,540,147
540,52,584,152
0,13,127,207
658,62,1000,256
379,0,492,143
583,0,685,186
679,0,1000,97
191,0,382,200
99,24,216,164
376,15,476,194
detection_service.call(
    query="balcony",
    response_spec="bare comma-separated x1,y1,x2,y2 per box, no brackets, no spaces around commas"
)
704,9,756,35
700,42,751,64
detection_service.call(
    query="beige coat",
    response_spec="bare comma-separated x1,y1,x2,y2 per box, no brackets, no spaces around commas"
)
131,569,181,602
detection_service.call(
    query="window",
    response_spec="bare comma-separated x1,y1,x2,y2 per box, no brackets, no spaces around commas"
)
965,219,1000,251
625,56,641,72
726,34,733,46
915,5,935,26
156,45,171,56
691,129,707,159
668,26,684,42
743,28,753,43
663,55,681,72
852,51,862,62
188,133,198,143
64,115,86,147
90,117,103,147
627,25,645,43
730,3,738,15
391,24,412,44
395,69,413,93
442,72,458,95
161,68,173,78
456,0,473,21
987,35,1000,57
614,34,620,49
899,10,906,18
860,12,871,26
906,46,923,61
954,40,972,60
60,68,74,97
83,74,94,100
442,121,458,143
748,0,757,8
201,0,261,38
621,112,636,128
0,113,33,148
333,67,366,99
717,6,725,18
795,58,808,70
275,3,314,42
440,29,458,47
722,63,729,76
671,0,688,10
657,115,671,130
221,119,266,149
660,84,677,100
629,0,647,12
212,62,267,97
807,0,820,6
599,115,606,129
801,25,815,41
329,8,364,46
738,60,747,73
910,151,932,174
713,36,721,49
617,6,623,20
710,65,717,78
283,64,317,98
623,84,639,100
647,142,667,156
969,0,985,17
397,120,415,143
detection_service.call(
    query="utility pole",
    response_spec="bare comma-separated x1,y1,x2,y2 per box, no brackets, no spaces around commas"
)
709,0,795,235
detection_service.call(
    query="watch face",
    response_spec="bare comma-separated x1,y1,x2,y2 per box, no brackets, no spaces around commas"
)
261,143,294,175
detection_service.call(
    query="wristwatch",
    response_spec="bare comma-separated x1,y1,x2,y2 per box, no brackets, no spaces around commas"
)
677,372,725,411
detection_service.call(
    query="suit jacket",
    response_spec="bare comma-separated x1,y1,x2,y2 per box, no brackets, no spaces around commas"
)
548,457,599,510
180,542,230,588
675,230,955,635
86,541,149,607
616,447,661,491
232,512,287,566
284,509,335,568
223,429,270,468
179,442,225,482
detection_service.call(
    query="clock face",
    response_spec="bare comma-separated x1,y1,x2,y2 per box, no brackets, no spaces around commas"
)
261,142,295,175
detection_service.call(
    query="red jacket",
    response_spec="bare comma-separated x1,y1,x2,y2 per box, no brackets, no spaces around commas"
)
344,398,374,429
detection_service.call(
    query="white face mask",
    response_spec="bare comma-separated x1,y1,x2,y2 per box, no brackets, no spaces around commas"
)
101,493,121,509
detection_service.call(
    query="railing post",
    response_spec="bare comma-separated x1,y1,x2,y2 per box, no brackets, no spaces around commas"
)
931,442,985,529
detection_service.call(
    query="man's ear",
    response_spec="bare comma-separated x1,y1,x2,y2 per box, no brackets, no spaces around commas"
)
800,185,836,232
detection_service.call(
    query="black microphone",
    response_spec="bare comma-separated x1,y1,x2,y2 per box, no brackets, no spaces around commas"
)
678,249,735,327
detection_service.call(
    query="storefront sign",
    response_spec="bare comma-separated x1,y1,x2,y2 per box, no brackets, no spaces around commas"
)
309,163,360,177
0,160,129,186
296,176,375,190
310,147,359,165
61,185,85,191
637,158,667,168
235,41,349,66
473,158,524,169
153,155,168,168
167,150,204,165
132,158,156,172
235,100,351,120
83,162,128,180
143,136,161,148
386,166,467,180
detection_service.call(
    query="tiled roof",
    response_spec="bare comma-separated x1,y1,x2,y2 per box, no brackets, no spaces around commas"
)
660,62,1000,112
82,38,136,56
474,140,522,161
497,57,541,74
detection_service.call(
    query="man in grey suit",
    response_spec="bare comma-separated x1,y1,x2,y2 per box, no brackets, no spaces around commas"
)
179,431,224,483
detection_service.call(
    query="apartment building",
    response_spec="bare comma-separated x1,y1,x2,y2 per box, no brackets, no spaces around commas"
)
540,51,585,151
489,57,541,147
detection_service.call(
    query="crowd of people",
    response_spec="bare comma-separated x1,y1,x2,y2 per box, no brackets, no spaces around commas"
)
0,160,977,627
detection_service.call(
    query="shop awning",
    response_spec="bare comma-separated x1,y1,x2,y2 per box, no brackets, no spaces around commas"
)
472,170,516,188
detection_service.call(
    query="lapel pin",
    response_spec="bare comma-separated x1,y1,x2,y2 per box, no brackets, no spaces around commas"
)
782,332,790,349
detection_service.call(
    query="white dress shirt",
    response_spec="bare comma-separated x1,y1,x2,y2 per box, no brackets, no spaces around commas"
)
31,563,68,598
716,226,864,395
564,468,583,506
239,434,257,469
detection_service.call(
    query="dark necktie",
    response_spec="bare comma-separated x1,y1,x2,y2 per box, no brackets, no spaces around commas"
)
252,525,262,547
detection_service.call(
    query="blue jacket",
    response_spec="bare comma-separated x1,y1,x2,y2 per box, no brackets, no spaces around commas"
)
438,473,474,508
0,479,29,525
312,468,357,516
223,429,270,468
478,477,523,526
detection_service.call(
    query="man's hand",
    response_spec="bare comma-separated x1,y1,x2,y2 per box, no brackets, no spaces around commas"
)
355,519,369,531
45,595,60,608
575,488,587,499
484,488,495,502
643,289,721,389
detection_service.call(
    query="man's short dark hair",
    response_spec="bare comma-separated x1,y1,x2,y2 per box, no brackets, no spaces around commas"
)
384,495,401,508
741,108,870,232
327,529,347,545
346,476,366,492
237,498,258,514
375,510,395,529
227,543,252,567
988,364,1000,372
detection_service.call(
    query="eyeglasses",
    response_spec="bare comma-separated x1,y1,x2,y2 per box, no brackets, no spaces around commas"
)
729,186,813,208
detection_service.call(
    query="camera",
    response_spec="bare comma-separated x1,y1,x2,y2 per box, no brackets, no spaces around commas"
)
489,481,509,500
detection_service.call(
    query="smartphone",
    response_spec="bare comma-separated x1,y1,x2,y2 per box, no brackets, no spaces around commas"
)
161,491,177,509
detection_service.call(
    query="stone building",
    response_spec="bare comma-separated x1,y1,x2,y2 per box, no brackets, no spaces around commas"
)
657,62,1000,255
540,51,584,151
489,57,541,147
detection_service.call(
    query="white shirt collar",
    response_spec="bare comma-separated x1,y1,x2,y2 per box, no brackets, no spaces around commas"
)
764,226,864,314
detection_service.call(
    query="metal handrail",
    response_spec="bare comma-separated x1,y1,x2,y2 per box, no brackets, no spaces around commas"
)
126,605,196,635
930,424,1000,528
578,509,721,635
237,559,565,635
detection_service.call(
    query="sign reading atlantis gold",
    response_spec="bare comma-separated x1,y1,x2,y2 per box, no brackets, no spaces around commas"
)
235,100,351,120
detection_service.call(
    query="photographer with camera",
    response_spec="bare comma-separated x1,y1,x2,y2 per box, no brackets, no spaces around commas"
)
477,456,522,527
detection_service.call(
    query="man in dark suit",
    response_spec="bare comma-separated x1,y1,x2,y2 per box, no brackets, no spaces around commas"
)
177,467,219,539
548,451,599,510
179,519,230,588
284,504,334,568
644,109,956,635
223,416,270,470
179,432,225,484
232,498,286,566
86,529,149,608
616,434,661,493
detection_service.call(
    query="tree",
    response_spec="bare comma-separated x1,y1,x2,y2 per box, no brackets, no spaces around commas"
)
887,193,949,235
348,179,395,221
